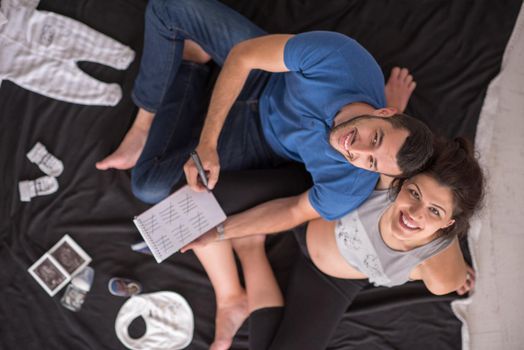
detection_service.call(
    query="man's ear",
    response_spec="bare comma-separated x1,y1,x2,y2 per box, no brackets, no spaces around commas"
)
373,107,397,118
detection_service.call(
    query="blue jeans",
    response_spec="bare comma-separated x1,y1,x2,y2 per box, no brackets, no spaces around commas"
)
131,0,284,204
132,0,268,112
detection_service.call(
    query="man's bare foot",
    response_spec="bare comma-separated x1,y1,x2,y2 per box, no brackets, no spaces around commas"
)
95,109,154,170
210,293,249,350
385,67,417,113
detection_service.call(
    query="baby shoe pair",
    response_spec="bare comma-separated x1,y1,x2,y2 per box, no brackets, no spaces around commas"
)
19,142,63,202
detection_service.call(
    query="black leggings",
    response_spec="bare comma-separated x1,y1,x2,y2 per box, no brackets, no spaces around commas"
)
248,307,284,350
249,225,369,350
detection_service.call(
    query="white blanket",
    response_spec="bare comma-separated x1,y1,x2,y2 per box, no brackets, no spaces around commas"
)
451,3,524,349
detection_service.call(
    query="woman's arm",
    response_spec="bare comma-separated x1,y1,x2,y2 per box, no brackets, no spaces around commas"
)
182,191,319,252
410,238,470,295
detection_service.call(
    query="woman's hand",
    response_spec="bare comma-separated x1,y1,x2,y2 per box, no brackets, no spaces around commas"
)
456,265,476,295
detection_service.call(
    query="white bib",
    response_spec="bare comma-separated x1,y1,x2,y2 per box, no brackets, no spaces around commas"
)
115,291,194,350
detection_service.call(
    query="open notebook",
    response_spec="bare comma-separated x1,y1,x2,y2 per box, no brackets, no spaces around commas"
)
133,185,226,263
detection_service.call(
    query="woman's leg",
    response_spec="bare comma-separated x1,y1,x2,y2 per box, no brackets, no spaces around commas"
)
232,235,284,350
233,235,283,312
193,234,366,350
193,241,249,350
229,230,368,350
268,253,368,350
189,168,310,349
193,234,285,350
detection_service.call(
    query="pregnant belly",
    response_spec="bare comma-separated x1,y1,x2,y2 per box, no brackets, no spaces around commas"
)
306,219,368,280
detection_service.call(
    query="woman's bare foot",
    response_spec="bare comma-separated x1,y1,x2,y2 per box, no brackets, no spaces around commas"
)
385,67,417,113
95,109,154,170
210,293,249,350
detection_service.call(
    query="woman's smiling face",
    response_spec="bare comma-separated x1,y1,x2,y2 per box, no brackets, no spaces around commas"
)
387,174,456,245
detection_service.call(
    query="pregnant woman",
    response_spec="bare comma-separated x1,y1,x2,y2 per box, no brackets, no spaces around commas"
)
184,138,484,350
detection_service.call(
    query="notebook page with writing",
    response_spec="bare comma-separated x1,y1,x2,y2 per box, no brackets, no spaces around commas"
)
133,185,226,263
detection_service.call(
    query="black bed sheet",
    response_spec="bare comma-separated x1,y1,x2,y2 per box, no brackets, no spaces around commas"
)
0,0,520,349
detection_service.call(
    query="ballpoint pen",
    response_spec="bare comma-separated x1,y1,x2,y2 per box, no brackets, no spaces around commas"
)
190,150,209,190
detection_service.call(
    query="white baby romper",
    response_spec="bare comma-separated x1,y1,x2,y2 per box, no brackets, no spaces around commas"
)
0,0,135,106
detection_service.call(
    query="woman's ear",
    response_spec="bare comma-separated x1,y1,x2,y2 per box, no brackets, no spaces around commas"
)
373,107,397,118
443,219,456,229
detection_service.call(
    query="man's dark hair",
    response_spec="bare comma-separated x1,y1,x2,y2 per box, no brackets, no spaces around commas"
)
386,113,434,177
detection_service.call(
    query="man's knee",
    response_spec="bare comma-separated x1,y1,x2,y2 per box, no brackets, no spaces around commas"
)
131,180,167,205
131,170,177,204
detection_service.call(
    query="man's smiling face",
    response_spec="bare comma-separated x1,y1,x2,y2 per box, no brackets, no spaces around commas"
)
328,115,409,176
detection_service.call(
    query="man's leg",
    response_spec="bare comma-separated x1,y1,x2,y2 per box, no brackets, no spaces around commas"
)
96,0,266,171
128,70,279,204
128,61,211,203
94,40,208,171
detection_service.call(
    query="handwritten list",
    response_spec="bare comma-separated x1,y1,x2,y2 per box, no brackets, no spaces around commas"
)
133,185,226,263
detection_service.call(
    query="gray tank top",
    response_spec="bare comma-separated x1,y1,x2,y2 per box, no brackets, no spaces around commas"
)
334,189,453,287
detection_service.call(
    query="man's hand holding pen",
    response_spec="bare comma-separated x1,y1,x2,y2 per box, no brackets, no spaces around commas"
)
184,145,220,192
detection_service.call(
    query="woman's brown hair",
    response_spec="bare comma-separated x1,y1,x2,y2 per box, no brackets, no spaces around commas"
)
391,137,485,238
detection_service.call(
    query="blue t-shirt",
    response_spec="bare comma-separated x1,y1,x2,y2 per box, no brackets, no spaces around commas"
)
259,31,386,220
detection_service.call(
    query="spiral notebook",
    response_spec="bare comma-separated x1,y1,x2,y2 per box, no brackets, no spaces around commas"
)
133,185,226,263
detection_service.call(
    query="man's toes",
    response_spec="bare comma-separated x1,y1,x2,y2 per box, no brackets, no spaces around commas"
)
390,66,401,79
408,81,417,92
96,154,123,170
399,67,409,80
404,74,413,85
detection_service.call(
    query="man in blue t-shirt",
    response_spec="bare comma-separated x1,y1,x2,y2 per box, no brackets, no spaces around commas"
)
95,0,434,346
97,0,432,226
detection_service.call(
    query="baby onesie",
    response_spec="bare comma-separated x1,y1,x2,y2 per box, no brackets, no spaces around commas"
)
0,0,135,106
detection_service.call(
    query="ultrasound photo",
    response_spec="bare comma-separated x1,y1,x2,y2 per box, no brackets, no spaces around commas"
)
51,241,86,274
32,257,67,293
28,234,92,296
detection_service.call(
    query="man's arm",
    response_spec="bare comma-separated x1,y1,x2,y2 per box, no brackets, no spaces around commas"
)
184,34,294,191
181,191,320,252
223,190,320,238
